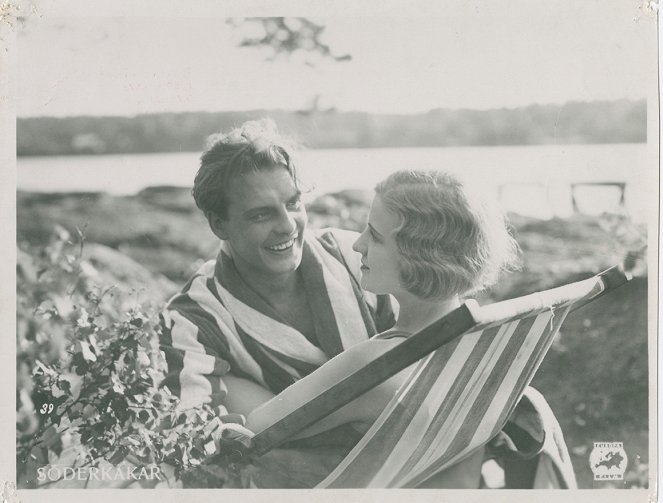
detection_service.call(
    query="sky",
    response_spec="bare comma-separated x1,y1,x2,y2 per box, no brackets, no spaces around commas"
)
16,2,656,117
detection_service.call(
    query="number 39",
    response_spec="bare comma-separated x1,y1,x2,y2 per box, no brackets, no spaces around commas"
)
40,403,54,415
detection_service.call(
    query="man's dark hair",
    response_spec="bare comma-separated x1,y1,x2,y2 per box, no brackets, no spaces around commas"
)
193,119,300,220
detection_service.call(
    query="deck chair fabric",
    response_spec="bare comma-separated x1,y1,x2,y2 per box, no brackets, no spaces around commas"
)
250,266,629,488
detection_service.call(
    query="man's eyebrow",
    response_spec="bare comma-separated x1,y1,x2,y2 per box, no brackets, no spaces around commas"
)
242,193,301,216
368,223,383,237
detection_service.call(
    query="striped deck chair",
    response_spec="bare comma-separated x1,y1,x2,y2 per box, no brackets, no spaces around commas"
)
249,265,631,488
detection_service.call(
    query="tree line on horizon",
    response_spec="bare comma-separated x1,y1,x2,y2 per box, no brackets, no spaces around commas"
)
17,99,645,157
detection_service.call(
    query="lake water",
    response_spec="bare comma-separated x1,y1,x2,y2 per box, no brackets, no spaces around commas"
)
17,144,652,220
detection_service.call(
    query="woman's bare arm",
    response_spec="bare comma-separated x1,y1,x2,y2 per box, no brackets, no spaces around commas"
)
246,338,412,436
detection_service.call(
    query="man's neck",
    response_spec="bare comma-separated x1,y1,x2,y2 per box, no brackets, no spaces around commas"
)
234,261,301,301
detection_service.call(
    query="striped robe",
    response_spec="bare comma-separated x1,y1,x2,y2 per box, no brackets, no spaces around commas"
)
159,228,396,413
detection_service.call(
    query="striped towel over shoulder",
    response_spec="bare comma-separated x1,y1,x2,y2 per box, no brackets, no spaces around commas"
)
159,228,396,412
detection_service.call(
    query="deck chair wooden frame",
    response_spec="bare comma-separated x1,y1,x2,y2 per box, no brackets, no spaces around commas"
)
250,265,631,488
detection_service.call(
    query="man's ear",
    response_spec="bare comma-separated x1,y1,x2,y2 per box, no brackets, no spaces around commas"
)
208,212,229,240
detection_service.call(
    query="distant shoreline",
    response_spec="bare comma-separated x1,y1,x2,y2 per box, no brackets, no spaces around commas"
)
17,99,646,157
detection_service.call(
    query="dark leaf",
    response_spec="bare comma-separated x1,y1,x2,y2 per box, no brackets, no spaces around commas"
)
57,379,72,394
130,318,144,328
101,414,115,427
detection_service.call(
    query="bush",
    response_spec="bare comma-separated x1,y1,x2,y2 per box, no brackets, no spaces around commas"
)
16,227,249,489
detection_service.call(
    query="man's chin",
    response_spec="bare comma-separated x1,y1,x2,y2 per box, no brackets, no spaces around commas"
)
263,248,303,274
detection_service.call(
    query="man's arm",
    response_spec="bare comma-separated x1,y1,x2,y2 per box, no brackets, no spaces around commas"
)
223,374,276,416
160,307,275,416
159,278,274,414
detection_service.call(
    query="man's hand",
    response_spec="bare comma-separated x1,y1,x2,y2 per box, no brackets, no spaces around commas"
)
204,414,255,462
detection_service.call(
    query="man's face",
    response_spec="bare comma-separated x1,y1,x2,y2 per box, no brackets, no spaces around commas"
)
213,165,307,280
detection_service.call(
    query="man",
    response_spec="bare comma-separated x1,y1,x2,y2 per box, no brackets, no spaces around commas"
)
159,118,395,420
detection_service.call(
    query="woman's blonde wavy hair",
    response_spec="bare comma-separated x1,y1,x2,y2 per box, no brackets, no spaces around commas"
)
375,170,520,300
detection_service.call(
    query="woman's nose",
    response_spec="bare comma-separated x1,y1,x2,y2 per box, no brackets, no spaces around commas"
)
353,231,367,254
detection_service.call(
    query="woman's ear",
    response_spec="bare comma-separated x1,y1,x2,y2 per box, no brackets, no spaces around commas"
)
208,212,229,240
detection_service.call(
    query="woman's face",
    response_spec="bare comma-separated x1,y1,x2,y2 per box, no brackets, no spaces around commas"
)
352,195,403,296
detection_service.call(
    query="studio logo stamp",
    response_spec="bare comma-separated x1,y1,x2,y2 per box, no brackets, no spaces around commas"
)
590,442,627,480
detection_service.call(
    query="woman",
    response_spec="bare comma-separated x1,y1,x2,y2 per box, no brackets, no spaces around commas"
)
224,169,519,487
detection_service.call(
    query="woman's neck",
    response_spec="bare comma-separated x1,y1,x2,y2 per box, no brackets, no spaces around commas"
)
392,292,461,334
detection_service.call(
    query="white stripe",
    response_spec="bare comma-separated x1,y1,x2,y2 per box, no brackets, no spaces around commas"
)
323,322,509,487
467,311,557,452
308,235,369,348
170,310,209,354
408,321,518,479
321,331,485,487
317,355,432,488
321,330,486,488
169,310,214,409
403,320,519,483
214,280,329,367
185,276,267,386
321,297,583,487
406,312,556,487
362,355,436,487
178,351,215,409
319,228,381,314
369,331,485,487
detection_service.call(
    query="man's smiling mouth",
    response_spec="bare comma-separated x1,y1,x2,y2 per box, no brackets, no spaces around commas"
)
266,235,298,252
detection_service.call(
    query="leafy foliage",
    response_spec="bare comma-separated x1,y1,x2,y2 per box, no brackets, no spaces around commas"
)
16,228,250,488
229,17,352,65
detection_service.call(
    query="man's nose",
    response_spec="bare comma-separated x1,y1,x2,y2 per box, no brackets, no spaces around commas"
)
275,207,297,234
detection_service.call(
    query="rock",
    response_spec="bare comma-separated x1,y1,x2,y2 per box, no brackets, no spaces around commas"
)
135,186,195,213
307,190,371,232
83,243,178,301
307,195,340,214
332,189,373,207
